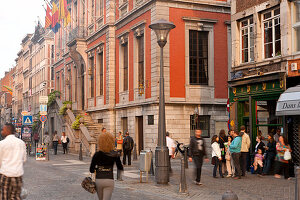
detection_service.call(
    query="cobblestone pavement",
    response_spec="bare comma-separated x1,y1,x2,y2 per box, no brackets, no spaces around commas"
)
23,151,295,200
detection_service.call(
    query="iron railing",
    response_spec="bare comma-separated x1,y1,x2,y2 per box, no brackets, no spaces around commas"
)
68,26,86,43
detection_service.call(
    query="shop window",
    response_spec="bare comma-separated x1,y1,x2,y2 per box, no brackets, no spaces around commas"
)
263,8,281,58
190,115,210,138
148,115,154,125
240,17,254,63
256,100,282,126
189,30,209,85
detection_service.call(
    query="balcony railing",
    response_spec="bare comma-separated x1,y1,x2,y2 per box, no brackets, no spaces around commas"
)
68,26,87,43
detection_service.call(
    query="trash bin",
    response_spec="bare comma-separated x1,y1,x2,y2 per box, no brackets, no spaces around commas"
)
139,150,152,172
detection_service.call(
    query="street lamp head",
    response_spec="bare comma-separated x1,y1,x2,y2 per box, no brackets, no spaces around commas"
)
149,19,176,48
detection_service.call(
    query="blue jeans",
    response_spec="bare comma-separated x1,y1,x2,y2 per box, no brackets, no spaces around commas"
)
213,157,223,177
53,141,58,155
263,155,274,174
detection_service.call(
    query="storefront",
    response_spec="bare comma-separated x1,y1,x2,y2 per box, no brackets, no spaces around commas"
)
276,85,300,166
229,73,285,151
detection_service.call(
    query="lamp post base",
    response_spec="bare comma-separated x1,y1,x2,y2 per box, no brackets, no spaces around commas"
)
155,146,169,184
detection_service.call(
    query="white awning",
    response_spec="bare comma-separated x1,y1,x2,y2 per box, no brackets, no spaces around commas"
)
276,85,300,116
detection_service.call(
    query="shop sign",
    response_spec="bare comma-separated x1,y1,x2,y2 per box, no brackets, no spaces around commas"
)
276,100,300,112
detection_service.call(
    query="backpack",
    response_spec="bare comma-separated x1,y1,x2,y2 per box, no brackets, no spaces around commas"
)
67,137,70,143
124,137,133,150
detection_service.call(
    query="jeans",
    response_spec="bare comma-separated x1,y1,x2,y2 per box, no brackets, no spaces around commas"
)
193,155,203,182
123,150,132,165
263,155,274,174
62,143,68,154
240,152,248,176
231,152,241,178
213,157,223,177
53,141,58,155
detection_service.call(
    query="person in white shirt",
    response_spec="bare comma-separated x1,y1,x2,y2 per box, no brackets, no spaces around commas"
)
211,135,224,178
61,132,69,154
0,123,26,199
166,131,176,173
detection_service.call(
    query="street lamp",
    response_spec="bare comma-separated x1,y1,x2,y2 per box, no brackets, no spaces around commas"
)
149,19,175,184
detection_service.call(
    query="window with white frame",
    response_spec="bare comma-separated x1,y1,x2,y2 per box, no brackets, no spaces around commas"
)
263,7,281,59
294,1,300,52
240,17,254,63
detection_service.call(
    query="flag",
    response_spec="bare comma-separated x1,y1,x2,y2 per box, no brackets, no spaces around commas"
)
64,11,71,27
59,0,70,27
3,85,13,95
45,4,52,29
51,2,60,33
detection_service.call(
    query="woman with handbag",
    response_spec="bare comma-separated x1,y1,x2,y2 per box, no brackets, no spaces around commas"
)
225,136,235,177
211,135,224,178
274,135,292,179
90,132,123,200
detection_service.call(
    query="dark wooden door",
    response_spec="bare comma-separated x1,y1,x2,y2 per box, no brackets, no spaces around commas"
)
137,116,143,153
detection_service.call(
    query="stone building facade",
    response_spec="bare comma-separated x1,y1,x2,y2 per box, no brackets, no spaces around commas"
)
52,0,231,154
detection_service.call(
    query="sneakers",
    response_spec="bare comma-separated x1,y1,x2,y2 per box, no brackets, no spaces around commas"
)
226,175,231,178
194,181,203,186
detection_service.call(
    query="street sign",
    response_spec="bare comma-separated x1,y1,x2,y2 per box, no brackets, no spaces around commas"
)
39,96,49,104
40,115,47,123
40,105,47,115
21,111,30,116
22,116,33,125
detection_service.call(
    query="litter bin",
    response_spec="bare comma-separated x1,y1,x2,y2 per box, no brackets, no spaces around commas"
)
139,150,152,182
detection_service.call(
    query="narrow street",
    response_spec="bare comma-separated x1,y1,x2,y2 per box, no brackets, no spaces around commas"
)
23,151,295,200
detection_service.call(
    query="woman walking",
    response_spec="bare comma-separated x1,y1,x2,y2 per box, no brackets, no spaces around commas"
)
263,133,276,175
90,132,123,200
211,135,223,178
61,132,69,154
52,131,59,155
274,136,292,179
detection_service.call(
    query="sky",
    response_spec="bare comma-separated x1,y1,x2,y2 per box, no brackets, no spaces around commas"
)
0,0,46,79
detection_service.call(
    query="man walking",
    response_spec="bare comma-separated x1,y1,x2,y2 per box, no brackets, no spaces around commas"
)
166,131,176,172
122,132,134,166
239,126,250,176
230,131,242,179
0,123,26,199
188,129,208,185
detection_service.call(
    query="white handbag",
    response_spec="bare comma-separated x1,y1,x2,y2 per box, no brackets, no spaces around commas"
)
284,150,292,161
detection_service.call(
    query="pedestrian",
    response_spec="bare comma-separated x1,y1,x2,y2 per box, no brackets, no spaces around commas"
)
116,131,123,153
262,133,276,175
211,135,223,178
33,132,39,147
255,135,265,154
122,131,134,166
166,131,176,172
229,130,242,179
253,148,264,175
188,129,209,185
52,131,59,155
274,136,292,179
61,132,69,154
89,132,123,200
102,127,106,134
274,128,281,143
43,132,51,146
225,135,235,178
218,129,227,175
239,125,250,177
0,123,26,199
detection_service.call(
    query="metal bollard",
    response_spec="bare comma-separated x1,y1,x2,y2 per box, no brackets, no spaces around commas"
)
133,144,137,161
222,190,238,200
79,143,83,161
184,146,188,169
179,158,188,194
296,167,300,200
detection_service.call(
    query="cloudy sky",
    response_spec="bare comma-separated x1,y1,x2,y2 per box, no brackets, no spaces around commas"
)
0,0,46,79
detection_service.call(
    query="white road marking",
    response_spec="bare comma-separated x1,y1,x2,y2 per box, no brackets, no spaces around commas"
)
52,160,88,166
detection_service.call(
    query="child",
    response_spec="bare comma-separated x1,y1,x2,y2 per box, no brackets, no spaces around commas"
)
225,136,235,177
253,148,264,175
211,135,223,178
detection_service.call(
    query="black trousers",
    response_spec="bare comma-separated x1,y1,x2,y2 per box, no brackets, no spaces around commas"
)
213,157,222,177
275,161,290,179
231,152,241,178
53,141,58,155
123,150,132,165
193,155,203,182
240,152,248,176
62,143,68,154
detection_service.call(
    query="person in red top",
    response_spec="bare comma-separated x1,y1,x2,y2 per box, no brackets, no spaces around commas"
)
274,136,292,179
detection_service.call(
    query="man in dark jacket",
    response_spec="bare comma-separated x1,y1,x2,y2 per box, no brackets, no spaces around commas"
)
122,131,134,165
188,129,208,185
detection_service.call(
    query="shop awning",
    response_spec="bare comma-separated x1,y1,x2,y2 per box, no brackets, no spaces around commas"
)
276,85,300,116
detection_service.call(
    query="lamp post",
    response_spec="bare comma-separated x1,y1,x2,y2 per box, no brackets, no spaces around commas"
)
149,19,175,184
